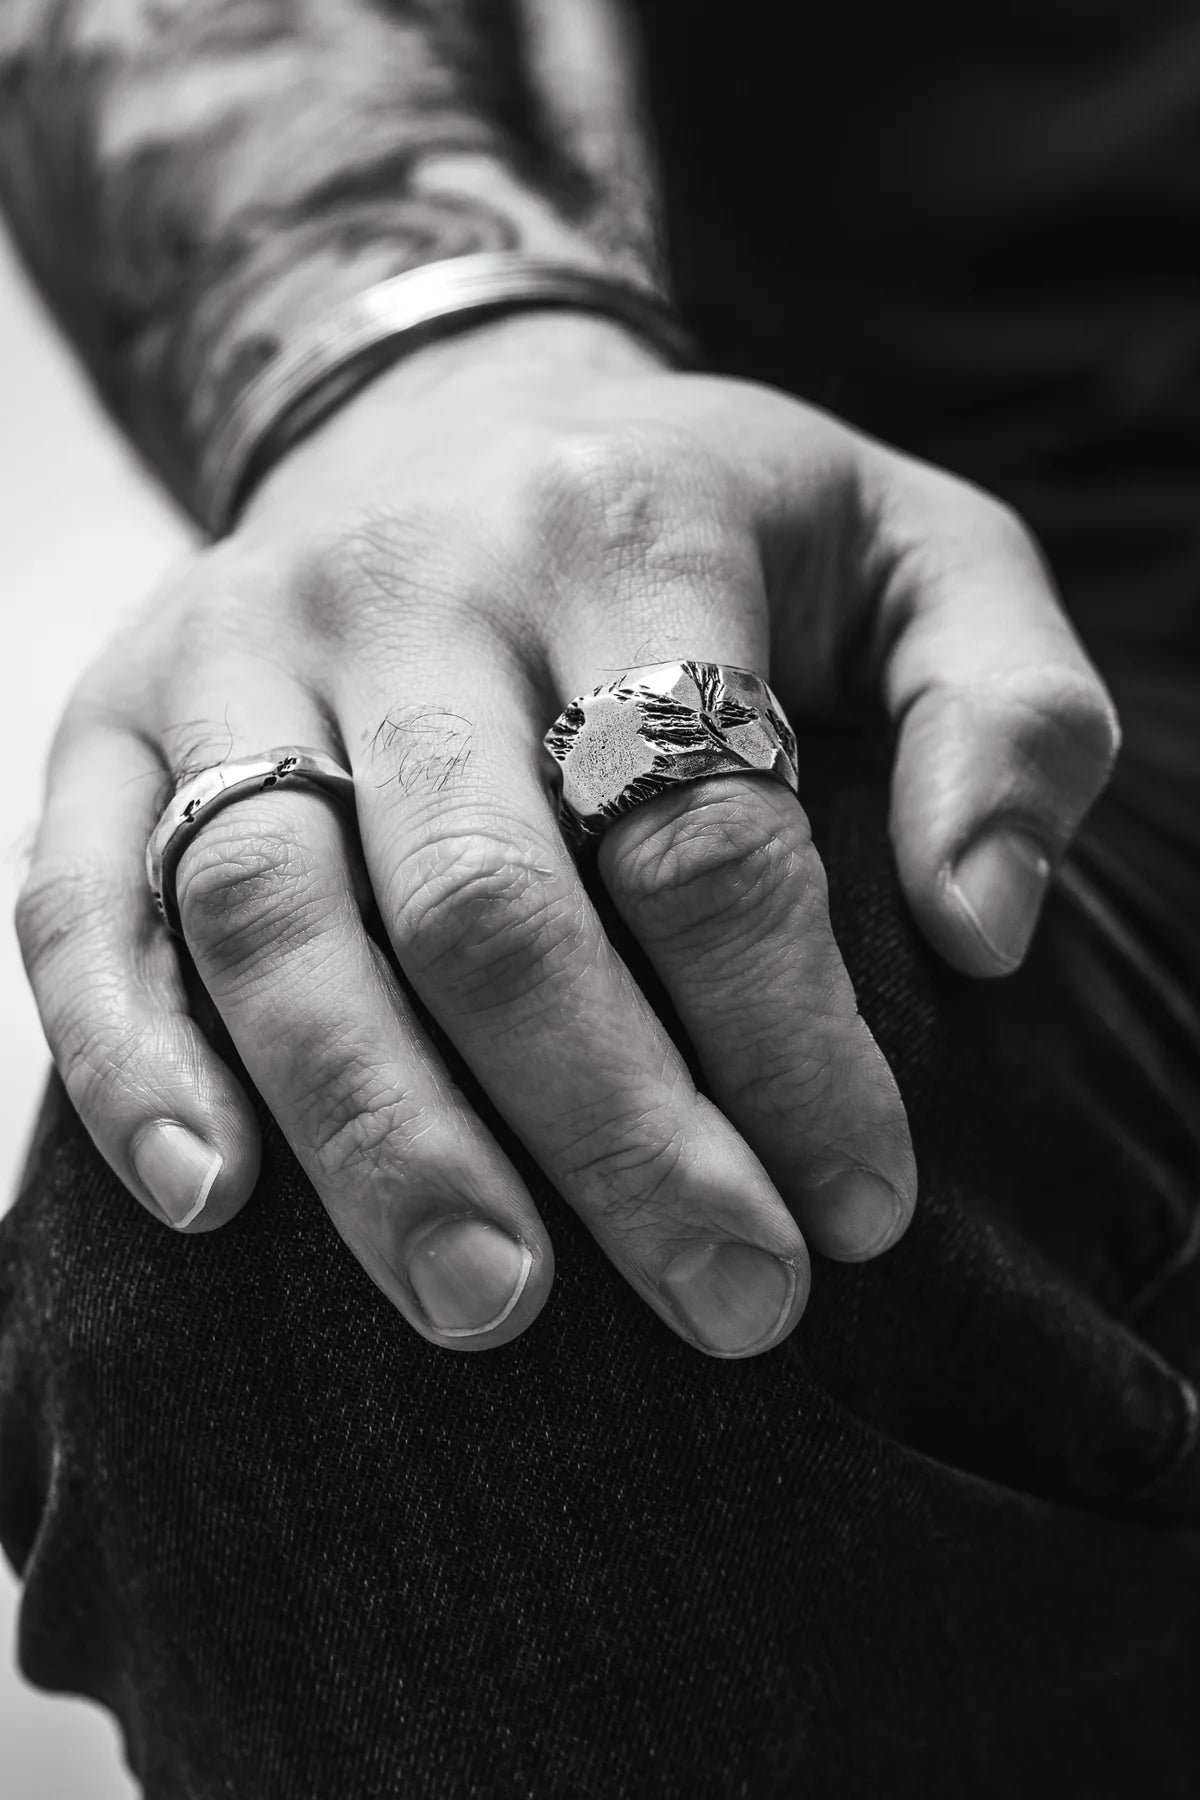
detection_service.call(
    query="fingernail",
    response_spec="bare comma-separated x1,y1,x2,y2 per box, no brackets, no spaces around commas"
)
806,1169,903,1260
131,1122,222,1230
947,828,1051,970
407,1218,533,1337
660,1241,797,1357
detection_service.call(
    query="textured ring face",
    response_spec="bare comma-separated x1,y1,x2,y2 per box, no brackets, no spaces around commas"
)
146,746,357,935
543,662,800,842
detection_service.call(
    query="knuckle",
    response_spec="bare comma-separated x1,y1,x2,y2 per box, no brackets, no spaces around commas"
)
919,471,1037,555
306,1076,426,1183
309,510,415,612
390,831,582,1004
298,504,467,645
975,491,1040,559
56,1011,171,1130
616,787,815,940
903,472,1045,579
556,1098,689,1229
1052,670,1121,768
533,425,664,516
158,547,283,662
727,1018,902,1140
175,810,326,974
526,424,724,573
734,1038,834,1113
992,664,1122,799
16,859,113,985
1033,664,1119,748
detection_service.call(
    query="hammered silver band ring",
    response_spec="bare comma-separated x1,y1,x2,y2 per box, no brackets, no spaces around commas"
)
543,661,800,842
146,746,357,935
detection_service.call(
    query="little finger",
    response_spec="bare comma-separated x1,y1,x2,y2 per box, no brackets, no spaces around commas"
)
16,717,260,1231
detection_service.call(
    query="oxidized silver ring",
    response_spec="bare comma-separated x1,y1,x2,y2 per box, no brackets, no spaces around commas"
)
543,661,800,842
146,746,357,935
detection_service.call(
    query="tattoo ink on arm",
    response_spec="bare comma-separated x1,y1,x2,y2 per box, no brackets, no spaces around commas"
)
0,0,664,518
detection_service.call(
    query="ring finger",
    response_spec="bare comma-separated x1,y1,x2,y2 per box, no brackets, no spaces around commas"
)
550,579,918,1263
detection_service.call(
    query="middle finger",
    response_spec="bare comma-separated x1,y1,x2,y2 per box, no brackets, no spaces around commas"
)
343,643,811,1359
545,555,917,1262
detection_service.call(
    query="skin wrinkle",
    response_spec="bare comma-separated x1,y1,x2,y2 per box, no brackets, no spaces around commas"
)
303,1068,433,1177
175,822,334,960
391,841,587,1005
549,1095,692,1227
452,941,610,1045
197,900,360,1010
15,863,115,985
311,509,526,648
616,789,812,917
0,0,656,517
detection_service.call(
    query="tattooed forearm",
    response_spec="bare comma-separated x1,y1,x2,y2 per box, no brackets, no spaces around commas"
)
0,0,665,519
517,0,663,280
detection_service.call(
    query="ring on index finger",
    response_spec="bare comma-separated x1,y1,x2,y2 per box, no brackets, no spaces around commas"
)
146,745,357,934
543,661,799,844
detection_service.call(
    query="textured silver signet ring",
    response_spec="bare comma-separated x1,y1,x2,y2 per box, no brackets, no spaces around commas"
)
543,661,800,843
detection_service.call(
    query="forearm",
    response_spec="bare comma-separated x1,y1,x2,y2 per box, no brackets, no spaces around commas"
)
0,0,663,517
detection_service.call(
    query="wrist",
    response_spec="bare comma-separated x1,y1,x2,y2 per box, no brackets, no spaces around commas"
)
303,307,671,416
241,307,674,535
223,259,690,537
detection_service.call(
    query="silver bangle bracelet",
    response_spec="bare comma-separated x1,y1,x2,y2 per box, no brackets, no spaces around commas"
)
198,252,699,537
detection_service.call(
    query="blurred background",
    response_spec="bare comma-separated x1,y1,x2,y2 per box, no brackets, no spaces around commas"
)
0,222,189,1800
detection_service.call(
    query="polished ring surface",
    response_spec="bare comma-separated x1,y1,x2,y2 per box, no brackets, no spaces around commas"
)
543,661,800,842
146,746,357,935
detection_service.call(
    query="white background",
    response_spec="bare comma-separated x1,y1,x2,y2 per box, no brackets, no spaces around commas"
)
0,224,189,1799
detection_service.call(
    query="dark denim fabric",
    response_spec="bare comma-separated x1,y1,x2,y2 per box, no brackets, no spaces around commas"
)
3,726,1200,1799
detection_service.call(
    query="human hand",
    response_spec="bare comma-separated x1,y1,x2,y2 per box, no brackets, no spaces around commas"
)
16,312,1118,1356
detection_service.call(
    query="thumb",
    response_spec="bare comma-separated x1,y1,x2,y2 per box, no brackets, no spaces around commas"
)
869,454,1120,976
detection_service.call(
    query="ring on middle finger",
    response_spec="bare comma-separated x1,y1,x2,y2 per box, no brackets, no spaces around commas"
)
543,660,799,843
